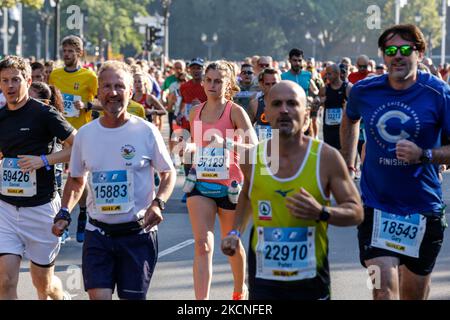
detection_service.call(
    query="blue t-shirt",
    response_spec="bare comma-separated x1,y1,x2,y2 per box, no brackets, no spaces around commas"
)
346,72,450,216
281,70,312,95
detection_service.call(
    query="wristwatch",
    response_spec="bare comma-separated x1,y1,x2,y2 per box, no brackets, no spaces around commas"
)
153,197,166,211
318,206,331,222
420,149,433,164
53,207,72,225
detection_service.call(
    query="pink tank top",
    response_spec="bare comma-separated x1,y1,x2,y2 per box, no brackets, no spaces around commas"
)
192,101,243,186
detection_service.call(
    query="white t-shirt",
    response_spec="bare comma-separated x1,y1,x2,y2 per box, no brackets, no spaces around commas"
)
69,115,174,230
0,92,6,109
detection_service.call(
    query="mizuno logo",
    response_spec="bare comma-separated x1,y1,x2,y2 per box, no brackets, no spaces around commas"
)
275,189,294,198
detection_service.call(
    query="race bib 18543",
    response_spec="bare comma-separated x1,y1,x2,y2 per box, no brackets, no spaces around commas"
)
371,209,427,258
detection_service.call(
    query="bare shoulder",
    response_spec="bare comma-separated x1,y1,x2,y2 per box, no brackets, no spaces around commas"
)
320,143,346,175
189,104,202,121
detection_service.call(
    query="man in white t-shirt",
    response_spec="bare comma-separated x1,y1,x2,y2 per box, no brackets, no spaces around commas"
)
52,61,176,300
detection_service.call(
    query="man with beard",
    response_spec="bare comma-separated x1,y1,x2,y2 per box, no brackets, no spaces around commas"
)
52,61,176,300
282,48,319,138
221,81,363,300
340,24,450,300
49,35,98,243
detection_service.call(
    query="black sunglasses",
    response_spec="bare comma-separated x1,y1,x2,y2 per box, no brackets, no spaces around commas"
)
241,71,254,75
384,45,416,57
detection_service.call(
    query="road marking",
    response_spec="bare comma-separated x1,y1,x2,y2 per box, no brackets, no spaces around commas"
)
158,239,195,258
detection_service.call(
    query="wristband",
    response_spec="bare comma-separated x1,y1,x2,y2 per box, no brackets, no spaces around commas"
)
347,166,357,173
87,102,93,111
40,155,52,171
53,207,72,226
227,229,241,238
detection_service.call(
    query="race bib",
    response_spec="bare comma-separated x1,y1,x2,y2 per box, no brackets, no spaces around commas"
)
371,209,427,258
196,147,230,180
235,91,255,99
184,103,193,118
325,108,342,126
256,125,272,141
255,226,317,281
0,158,37,197
89,170,134,215
62,93,81,118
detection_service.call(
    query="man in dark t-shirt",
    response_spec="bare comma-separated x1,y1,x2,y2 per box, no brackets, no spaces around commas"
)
0,56,75,300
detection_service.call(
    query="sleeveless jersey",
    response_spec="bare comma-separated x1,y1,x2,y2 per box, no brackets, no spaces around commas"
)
192,101,243,186
249,139,330,282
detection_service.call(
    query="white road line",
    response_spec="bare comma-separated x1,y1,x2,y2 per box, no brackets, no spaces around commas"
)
158,239,195,258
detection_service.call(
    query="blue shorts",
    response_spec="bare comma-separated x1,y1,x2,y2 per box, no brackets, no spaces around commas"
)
82,229,158,300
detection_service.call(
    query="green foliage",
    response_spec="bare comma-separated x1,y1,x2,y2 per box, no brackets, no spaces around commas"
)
384,0,442,49
1,0,43,9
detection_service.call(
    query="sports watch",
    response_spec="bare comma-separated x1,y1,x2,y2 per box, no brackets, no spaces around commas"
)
53,207,72,225
318,206,331,222
420,149,433,164
153,197,166,211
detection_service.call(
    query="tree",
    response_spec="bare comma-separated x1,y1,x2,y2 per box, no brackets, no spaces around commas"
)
383,0,442,56
58,0,153,55
1,0,43,8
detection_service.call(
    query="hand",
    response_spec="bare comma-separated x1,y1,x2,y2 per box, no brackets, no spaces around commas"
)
286,188,322,221
395,140,421,164
52,220,69,237
17,155,45,172
0,151,3,160
73,100,85,110
143,205,163,232
221,235,240,257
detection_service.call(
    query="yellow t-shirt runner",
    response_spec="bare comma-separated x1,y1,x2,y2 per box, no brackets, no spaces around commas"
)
249,139,330,286
49,67,98,129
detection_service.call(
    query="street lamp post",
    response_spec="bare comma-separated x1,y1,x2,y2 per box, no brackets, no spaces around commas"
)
201,33,218,61
305,31,322,59
54,0,61,60
161,0,171,64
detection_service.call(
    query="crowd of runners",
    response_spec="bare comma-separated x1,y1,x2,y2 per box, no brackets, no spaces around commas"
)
0,23,449,300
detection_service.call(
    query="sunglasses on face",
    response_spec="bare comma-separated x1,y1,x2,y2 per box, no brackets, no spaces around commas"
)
241,71,254,75
358,65,368,69
384,45,416,57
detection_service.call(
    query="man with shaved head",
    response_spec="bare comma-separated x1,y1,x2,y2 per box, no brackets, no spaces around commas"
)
349,55,371,84
318,63,352,150
221,81,363,300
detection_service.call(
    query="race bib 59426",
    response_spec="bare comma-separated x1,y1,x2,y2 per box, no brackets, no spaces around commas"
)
0,158,37,197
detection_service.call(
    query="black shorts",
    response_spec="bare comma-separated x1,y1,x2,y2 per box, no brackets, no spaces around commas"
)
187,187,236,210
168,112,175,136
323,125,341,150
82,229,158,300
247,227,330,300
358,207,446,276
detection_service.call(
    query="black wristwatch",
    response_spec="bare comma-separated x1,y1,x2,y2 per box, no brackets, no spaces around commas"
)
54,208,72,225
318,206,331,222
153,197,166,211
420,149,433,164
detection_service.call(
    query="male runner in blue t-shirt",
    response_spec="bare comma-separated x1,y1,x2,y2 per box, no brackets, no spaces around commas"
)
341,24,450,300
